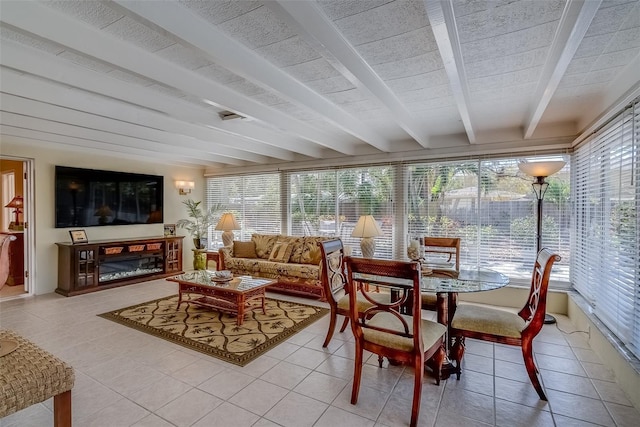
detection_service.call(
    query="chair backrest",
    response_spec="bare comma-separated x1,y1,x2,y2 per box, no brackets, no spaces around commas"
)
519,247,561,335
0,234,17,287
345,256,423,355
421,237,460,271
318,239,347,305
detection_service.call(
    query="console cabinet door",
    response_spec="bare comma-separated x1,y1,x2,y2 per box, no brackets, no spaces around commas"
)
165,238,183,273
74,245,99,289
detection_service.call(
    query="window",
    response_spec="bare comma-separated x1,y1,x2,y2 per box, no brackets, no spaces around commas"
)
287,166,396,259
206,173,281,247
207,157,571,284
572,98,639,358
406,158,570,282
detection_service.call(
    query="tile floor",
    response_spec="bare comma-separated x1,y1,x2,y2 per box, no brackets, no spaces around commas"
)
1,279,638,427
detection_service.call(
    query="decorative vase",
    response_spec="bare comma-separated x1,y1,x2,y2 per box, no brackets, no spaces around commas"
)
193,252,207,270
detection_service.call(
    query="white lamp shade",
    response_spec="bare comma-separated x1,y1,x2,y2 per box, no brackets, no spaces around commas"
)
215,213,240,231
351,215,383,238
518,161,566,178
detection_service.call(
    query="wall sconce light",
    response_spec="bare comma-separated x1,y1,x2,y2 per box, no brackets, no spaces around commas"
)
175,180,195,195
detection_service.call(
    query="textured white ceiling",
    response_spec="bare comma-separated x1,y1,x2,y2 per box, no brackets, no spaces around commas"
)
1,0,639,170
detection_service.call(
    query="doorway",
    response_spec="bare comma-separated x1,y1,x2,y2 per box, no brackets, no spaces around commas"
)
0,156,32,299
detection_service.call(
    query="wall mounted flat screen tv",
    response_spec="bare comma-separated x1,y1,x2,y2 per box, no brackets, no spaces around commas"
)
55,166,164,228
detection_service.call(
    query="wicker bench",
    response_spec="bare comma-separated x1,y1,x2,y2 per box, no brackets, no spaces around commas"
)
0,330,75,426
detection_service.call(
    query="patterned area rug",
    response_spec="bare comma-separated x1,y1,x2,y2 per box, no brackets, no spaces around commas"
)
98,295,328,366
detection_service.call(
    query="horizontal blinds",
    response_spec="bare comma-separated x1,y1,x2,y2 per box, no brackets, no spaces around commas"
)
572,98,639,358
405,158,570,281
206,173,281,246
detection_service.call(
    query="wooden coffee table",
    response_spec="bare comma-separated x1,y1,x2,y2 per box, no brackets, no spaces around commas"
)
167,271,275,326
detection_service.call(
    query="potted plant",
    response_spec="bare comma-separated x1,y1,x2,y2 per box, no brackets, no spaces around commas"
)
176,199,223,249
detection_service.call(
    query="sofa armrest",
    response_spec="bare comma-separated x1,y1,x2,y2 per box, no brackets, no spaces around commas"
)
218,246,233,270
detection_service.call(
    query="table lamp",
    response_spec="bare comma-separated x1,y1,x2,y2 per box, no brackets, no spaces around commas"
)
5,195,23,230
215,213,240,247
351,215,383,258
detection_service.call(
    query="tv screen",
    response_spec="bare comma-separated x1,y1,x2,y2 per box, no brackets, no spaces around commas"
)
55,166,164,228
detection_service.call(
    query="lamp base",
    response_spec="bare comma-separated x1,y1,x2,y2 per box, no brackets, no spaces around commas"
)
221,230,235,247
544,313,557,325
360,237,376,258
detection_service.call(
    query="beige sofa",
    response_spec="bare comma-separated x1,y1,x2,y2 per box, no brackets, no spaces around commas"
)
218,233,331,299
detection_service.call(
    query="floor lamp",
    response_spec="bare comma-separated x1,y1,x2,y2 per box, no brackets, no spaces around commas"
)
518,161,565,324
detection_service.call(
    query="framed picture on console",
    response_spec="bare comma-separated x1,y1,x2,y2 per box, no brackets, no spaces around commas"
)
164,224,176,237
69,229,88,244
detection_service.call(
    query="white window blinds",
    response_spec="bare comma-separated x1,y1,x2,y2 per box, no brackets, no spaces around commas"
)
206,173,281,247
572,99,639,358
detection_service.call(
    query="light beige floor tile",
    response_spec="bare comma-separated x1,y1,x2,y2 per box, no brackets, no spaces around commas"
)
461,352,494,376
494,377,550,410
130,413,176,427
102,363,169,398
546,389,615,426
252,418,282,427
495,398,555,427
573,347,603,364
0,402,54,427
149,349,201,375
75,397,150,427
263,341,300,360
293,371,349,403
494,359,539,384
332,382,389,420
592,378,634,406
284,346,330,369
581,360,616,381
445,368,494,396
552,414,603,426
64,373,125,422
315,353,355,380
358,361,404,393
285,329,316,346
232,354,279,378
228,378,288,416
539,369,599,398
260,360,312,389
171,358,226,387
155,388,222,427
264,391,328,427
464,339,494,358
535,353,587,376
192,401,260,427
534,341,576,359
378,373,442,427
434,411,493,427
494,344,523,364
198,368,255,400
128,375,193,412
315,406,375,427
604,401,640,427
439,387,495,425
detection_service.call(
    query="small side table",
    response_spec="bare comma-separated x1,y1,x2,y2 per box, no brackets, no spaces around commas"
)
205,250,220,270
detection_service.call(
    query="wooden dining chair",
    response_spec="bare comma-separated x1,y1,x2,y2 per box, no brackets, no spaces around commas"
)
449,248,561,400
420,237,461,311
345,256,447,427
318,239,387,347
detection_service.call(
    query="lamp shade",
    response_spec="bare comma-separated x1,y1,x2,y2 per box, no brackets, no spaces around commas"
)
4,195,23,209
518,161,566,178
351,215,383,238
215,213,240,231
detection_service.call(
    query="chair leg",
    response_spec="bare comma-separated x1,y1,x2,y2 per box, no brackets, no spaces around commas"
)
339,316,350,333
410,355,424,427
430,344,446,386
351,341,364,405
522,339,547,400
322,309,338,347
54,390,72,427
450,336,465,380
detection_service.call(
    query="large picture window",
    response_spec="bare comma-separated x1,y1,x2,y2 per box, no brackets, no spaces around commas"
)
572,99,639,358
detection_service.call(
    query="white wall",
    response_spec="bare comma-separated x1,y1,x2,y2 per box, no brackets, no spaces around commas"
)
1,141,204,295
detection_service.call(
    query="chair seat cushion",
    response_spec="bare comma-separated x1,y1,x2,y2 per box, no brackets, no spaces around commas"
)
337,292,388,312
363,313,446,352
421,292,437,306
451,304,526,338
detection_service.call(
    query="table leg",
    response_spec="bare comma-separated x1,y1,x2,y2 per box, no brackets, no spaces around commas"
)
430,292,458,379
236,294,245,326
177,286,183,310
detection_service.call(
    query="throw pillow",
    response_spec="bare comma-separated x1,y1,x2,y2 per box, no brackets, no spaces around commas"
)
234,241,257,258
268,242,292,262
300,237,324,265
252,234,278,259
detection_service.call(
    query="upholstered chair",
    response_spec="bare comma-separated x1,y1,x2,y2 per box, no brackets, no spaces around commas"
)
449,248,561,400
345,256,447,427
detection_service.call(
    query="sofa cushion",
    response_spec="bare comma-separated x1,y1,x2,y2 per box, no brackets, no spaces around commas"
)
233,240,257,258
252,234,278,259
288,237,306,264
300,236,325,265
268,241,293,262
